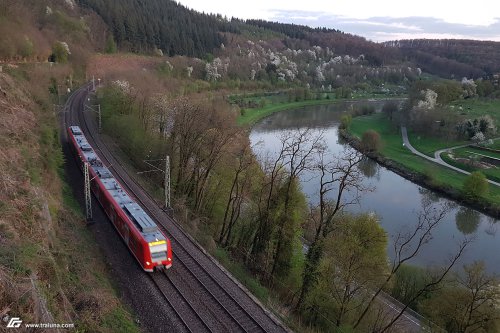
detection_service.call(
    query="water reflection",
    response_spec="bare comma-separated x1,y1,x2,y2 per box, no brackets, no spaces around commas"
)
250,102,500,273
358,157,380,180
455,207,481,234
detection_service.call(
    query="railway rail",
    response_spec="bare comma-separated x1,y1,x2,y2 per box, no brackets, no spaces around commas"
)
64,84,288,333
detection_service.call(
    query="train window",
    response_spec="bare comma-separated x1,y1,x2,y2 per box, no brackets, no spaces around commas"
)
151,252,167,262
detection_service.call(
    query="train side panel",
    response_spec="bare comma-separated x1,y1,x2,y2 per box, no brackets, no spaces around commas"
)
67,128,166,272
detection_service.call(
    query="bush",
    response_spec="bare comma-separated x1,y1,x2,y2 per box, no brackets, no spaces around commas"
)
51,41,69,63
361,130,382,152
463,171,488,199
339,114,352,129
352,104,375,117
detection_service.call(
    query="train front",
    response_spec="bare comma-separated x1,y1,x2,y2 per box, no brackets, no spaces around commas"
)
147,234,172,270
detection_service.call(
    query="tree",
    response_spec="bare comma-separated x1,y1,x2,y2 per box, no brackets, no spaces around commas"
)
270,129,324,279
352,201,470,332
105,34,117,53
421,261,500,333
463,171,488,199
382,101,398,122
18,36,34,59
250,129,323,280
339,114,352,130
168,97,240,211
297,147,368,309
218,144,253,247
51,41,69,63
306,214,388,327
361,130,382,152
390,264,430,309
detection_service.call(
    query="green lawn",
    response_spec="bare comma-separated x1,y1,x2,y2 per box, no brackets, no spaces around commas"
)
449,98,500,124
454,146,500,160
447,147,500,183
407,132,466,157
349,113,500,204
237,98,341,126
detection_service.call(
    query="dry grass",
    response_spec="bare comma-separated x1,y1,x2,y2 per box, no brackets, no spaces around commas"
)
0,67,138,332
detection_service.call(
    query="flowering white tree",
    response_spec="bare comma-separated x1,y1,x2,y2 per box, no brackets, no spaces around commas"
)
205,58,224,81
250,69,256,80
315,65,325,82
471,131,485,143
417,89,438,110
462,77,477,98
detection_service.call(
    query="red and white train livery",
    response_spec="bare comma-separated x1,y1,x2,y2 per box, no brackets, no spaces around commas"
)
68,126,172,272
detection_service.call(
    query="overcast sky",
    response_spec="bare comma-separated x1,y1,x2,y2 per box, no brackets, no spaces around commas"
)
177,0,500,42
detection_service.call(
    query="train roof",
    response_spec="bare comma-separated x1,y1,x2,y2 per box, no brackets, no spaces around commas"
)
70,126,166,243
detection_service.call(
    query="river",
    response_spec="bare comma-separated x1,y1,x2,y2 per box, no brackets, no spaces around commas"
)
249,101,499,274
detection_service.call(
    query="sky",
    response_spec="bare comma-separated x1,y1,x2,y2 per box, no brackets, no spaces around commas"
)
177,0,500,42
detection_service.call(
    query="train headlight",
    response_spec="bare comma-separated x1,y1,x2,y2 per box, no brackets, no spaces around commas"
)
167,258,171,261
146,261,150,266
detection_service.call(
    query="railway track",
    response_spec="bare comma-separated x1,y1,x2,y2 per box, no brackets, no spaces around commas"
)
65,84,287,333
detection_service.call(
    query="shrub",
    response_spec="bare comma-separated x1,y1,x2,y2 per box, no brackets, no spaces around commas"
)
463,171,488,199
51,41,69,63
361,130,382,152
339,114,352,129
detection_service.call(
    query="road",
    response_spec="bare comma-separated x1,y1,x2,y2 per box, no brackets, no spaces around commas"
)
401,126,500,187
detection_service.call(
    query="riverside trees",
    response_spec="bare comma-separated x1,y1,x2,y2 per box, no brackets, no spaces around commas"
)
99,81,473,332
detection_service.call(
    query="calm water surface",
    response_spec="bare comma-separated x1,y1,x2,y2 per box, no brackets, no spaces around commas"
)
250,101,499,274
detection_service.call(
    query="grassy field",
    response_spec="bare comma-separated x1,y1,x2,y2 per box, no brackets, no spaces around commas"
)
237,98,342,125
449,98,500,124
349,114,500,204
407,131,466,157
446,146,500,182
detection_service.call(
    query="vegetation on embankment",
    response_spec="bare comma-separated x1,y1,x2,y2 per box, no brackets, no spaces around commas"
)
344,113,500,215
236,93,404,126
238,98,340,125
0,65,139,332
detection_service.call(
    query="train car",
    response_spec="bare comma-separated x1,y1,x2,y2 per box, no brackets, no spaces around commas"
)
68,126,172,272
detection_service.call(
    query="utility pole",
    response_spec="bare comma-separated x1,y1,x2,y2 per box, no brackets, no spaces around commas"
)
138,156,173,215
92,75,95,91
84,102,102,133
84,162,93,222
165,155,170,208
97,104,102,133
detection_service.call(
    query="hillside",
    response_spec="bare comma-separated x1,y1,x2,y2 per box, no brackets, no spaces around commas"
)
386,39,500,78
76,0,231,56
0,1,138,331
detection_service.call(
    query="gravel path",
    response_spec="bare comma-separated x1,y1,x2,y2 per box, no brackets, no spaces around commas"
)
401,126,500,187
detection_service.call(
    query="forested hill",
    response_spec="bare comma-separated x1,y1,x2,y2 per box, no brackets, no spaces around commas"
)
76,0,235,57
41,0,499,79
385,39,500,77
244,19,401,66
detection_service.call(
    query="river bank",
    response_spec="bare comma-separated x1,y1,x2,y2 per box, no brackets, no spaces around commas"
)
250,103,500,274
237,96,404,126
339,128,500,219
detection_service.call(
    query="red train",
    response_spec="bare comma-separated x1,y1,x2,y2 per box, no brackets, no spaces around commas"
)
68,126,172,272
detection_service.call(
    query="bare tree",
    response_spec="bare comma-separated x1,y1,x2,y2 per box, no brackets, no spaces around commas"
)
270,128,325,278
421,261,500,333
297,147,368,308
250,139,289,272
353,202,471,332
218,143,253,247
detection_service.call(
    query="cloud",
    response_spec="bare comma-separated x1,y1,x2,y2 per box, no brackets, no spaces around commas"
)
271,10,500,42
